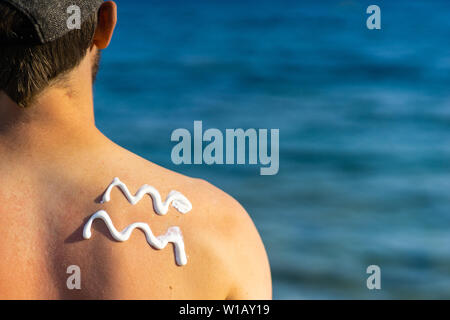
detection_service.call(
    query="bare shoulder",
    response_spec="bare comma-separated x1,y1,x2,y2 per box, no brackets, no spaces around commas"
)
173,177,273,300
99,147,272,299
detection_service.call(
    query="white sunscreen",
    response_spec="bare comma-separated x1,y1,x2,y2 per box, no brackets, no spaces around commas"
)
83,210,188,266
101,177,192,215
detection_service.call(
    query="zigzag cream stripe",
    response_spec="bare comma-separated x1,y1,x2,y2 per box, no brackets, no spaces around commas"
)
83,210,187,266
101,177,192,215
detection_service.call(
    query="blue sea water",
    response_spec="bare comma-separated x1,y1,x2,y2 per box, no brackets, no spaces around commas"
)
94,0,450,299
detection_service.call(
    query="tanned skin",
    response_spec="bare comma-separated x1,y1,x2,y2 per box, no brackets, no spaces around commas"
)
0,2,271,299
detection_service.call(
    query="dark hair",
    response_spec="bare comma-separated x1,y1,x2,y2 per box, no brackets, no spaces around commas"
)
0,3,98,107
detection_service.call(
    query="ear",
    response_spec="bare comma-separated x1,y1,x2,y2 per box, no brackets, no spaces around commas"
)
92,1,117,50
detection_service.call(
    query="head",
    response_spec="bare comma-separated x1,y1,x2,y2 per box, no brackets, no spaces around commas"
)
0,1,117,108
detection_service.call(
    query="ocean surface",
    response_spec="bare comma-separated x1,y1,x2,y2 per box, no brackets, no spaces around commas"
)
94,0,450,299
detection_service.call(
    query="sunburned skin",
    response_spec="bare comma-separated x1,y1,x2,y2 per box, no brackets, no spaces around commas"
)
101,177,192,215
83,210,188,266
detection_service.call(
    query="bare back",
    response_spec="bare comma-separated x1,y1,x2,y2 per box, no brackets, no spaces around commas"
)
0,139,271,299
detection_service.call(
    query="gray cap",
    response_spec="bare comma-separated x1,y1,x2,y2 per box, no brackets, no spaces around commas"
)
1,0,103,44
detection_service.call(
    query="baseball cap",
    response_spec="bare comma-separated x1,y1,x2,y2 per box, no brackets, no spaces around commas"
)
0,0,103,44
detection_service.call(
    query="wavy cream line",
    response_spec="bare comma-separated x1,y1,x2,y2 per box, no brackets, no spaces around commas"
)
101,177,192,215
83,210,187,266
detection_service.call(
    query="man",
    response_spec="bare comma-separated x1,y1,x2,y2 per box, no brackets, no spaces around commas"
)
0,0,271,299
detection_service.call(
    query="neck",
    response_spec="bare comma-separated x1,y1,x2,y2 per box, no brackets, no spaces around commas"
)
0,82,104,163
